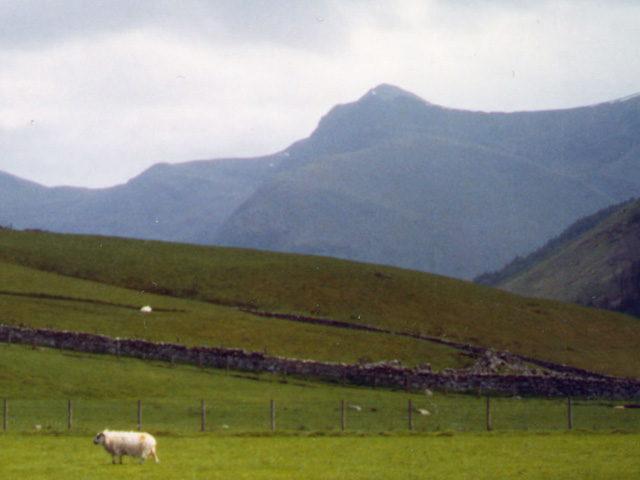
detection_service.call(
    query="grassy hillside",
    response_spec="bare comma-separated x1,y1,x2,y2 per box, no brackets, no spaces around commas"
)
474,199,632,286
492,197,640,317
0,262,468,370
2,344,638,434
1,229,640,378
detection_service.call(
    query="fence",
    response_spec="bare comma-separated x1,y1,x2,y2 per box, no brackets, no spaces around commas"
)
3,396,639,434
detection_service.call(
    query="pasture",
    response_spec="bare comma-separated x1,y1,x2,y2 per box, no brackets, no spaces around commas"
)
1,229,639,478
3,344,640,434
1,344,639,479
2,228,640,378
0,431,638,479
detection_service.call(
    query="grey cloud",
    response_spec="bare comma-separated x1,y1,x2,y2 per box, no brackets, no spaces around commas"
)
1,0,349,52
0,0,158,49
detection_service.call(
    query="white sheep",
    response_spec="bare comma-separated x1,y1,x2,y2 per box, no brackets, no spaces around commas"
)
93,430,159,464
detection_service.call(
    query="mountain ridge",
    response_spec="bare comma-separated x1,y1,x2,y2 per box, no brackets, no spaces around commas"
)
3,84,640,279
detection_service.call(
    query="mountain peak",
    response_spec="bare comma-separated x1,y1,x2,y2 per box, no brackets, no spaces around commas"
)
363,84,430,104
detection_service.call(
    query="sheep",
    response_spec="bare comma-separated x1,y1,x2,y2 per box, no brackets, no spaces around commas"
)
93,430,159,464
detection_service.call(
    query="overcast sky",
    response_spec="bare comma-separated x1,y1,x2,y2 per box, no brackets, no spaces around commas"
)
1,0,639,188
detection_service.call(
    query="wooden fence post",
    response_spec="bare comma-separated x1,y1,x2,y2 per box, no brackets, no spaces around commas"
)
68,399,72,430
567,397,573,430
201,399,206,432
341,399,346,431
486,396,492,431
270,399,276,432
137,400,142,431
408,399,413,431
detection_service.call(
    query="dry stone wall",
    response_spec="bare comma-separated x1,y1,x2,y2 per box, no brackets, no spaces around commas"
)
240,308,615,380
2,325,639,398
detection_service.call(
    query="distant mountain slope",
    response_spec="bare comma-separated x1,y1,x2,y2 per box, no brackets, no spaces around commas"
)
3,84,640,279
480,197,640,317
1,156,282,244
215,85,640,278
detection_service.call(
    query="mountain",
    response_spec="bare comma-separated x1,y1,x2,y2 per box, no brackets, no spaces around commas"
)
3,84,640,279
0,156,282,244
214,84,640,278
476,197,640,317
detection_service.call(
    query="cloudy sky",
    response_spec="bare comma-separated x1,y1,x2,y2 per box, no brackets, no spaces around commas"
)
1,0,639,188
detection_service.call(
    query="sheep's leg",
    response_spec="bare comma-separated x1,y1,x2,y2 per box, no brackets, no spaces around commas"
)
111,455,116,465
119,454,123,464
151,447,159,463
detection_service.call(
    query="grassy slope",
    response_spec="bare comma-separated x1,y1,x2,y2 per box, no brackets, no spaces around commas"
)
2,344,638,433
497,198,640,309
1,229,639,378
0,262,467,370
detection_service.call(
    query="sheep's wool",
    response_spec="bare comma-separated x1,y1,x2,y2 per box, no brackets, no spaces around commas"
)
94,430,159,464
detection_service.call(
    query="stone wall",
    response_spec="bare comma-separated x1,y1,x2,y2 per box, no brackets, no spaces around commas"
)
2,325,639,398
240,308,615,379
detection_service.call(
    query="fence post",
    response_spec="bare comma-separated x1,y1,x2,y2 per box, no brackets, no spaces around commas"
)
486,396,492,431
408,399,413,431
270,399,276,432
3,398,6,431
341,399,346,431
137,400,142,431
567,397,573,430
201,399,206,432
68,399,72,430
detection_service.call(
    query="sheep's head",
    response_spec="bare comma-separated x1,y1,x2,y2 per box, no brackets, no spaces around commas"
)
93,431,106,445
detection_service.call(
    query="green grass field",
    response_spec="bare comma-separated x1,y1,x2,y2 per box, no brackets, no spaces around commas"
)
2,344,639,434
1,431,639,480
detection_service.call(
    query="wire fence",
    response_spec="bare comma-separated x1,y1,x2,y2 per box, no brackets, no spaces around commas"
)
3,396,640,434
